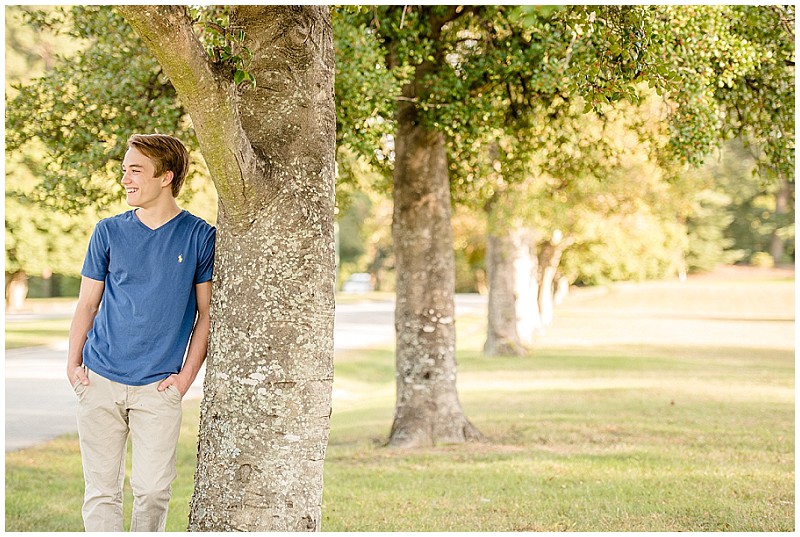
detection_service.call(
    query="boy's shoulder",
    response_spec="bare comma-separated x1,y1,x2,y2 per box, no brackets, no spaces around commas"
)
95,210,135,230
181,210,216,236
182,210,213,227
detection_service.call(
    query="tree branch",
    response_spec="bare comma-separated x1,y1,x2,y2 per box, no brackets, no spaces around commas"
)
116,5,257,216
769,5,795,41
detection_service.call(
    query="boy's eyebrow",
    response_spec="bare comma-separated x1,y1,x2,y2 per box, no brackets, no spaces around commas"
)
122,164,144,169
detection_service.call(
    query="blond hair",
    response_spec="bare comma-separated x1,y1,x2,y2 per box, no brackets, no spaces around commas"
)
126,134,189,197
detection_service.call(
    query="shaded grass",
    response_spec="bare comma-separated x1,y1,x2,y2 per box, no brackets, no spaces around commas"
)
5,274,794,531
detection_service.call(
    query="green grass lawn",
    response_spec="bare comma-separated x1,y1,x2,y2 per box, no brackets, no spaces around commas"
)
5,269,794,531
5,318,73,350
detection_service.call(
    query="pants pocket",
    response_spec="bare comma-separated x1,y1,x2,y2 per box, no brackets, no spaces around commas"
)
163,384,183,403
72,378,87,400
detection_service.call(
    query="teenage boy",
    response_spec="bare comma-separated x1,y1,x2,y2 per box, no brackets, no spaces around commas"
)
67,134,216,532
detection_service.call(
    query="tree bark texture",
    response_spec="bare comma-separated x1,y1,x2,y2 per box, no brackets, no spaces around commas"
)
119,6,336,531
484,216,540,356
388,65,482,447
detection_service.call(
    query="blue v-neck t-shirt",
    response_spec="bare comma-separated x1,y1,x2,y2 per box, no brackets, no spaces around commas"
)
81,209,216,386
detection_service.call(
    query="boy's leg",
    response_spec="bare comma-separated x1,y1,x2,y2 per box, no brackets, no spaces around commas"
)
128,381,183,532
75,368,129,532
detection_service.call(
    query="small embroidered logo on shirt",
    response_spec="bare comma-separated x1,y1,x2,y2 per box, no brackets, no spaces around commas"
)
178,254,183,263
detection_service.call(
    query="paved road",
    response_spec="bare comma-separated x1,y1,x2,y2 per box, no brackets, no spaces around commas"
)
5,294,486,451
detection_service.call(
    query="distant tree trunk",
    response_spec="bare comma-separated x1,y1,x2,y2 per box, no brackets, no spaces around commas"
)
388,54,482,447
769,172,791,264
484,204,540,355
553,275,570,306
537,232,572,327
512,230,540,346
120,6,336,531
367,246,390,291
42,267,54,298
5,270,28,311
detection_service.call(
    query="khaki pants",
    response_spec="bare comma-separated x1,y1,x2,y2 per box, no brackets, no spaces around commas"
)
73,367,183,532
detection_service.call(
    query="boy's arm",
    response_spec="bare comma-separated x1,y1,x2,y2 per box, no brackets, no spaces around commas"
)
158,280,212,396
67,277,105,386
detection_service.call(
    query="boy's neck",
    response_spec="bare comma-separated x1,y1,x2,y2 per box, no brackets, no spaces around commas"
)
135,200,182,229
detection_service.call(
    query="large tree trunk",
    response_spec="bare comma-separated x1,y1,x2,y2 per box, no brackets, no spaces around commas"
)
484,205,540,356
388,59,482,448
120,6,336,531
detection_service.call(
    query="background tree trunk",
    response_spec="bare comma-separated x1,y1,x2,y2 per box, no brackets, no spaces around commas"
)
485,230,525,356
513,229,541,346
484,207,540,355
120,6,336,531
554,275,570,306
389,79,482,447
537,232,572,328
5,270,28,311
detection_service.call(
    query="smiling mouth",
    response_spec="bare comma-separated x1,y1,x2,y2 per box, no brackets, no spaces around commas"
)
126,188,138,194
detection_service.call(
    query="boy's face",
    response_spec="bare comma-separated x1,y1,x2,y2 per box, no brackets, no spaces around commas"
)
121,147,173,208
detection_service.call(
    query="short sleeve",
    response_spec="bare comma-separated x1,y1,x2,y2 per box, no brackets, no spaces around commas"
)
81,223,110,282
195,227,216,284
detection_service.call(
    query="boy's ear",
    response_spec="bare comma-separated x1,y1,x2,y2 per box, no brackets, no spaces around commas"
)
161,171,174,187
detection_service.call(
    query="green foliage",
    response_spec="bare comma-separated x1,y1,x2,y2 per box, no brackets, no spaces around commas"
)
7,5,793,288
346,5,794,208
684,190,742,272
544,6,674,109
562,210,686,286
6,6,194,214
654,6,795,178
485,89,694,285
5,7,113,278
452,207,487,293
189,6,256,88
4,6,218,284
4,7,80,88
6,149,98,277
337,192,370,264
4,6,223,216
750,252,775,268
333,8,401,180
721,6,794,180
333,148,394,290
691,140,794,265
